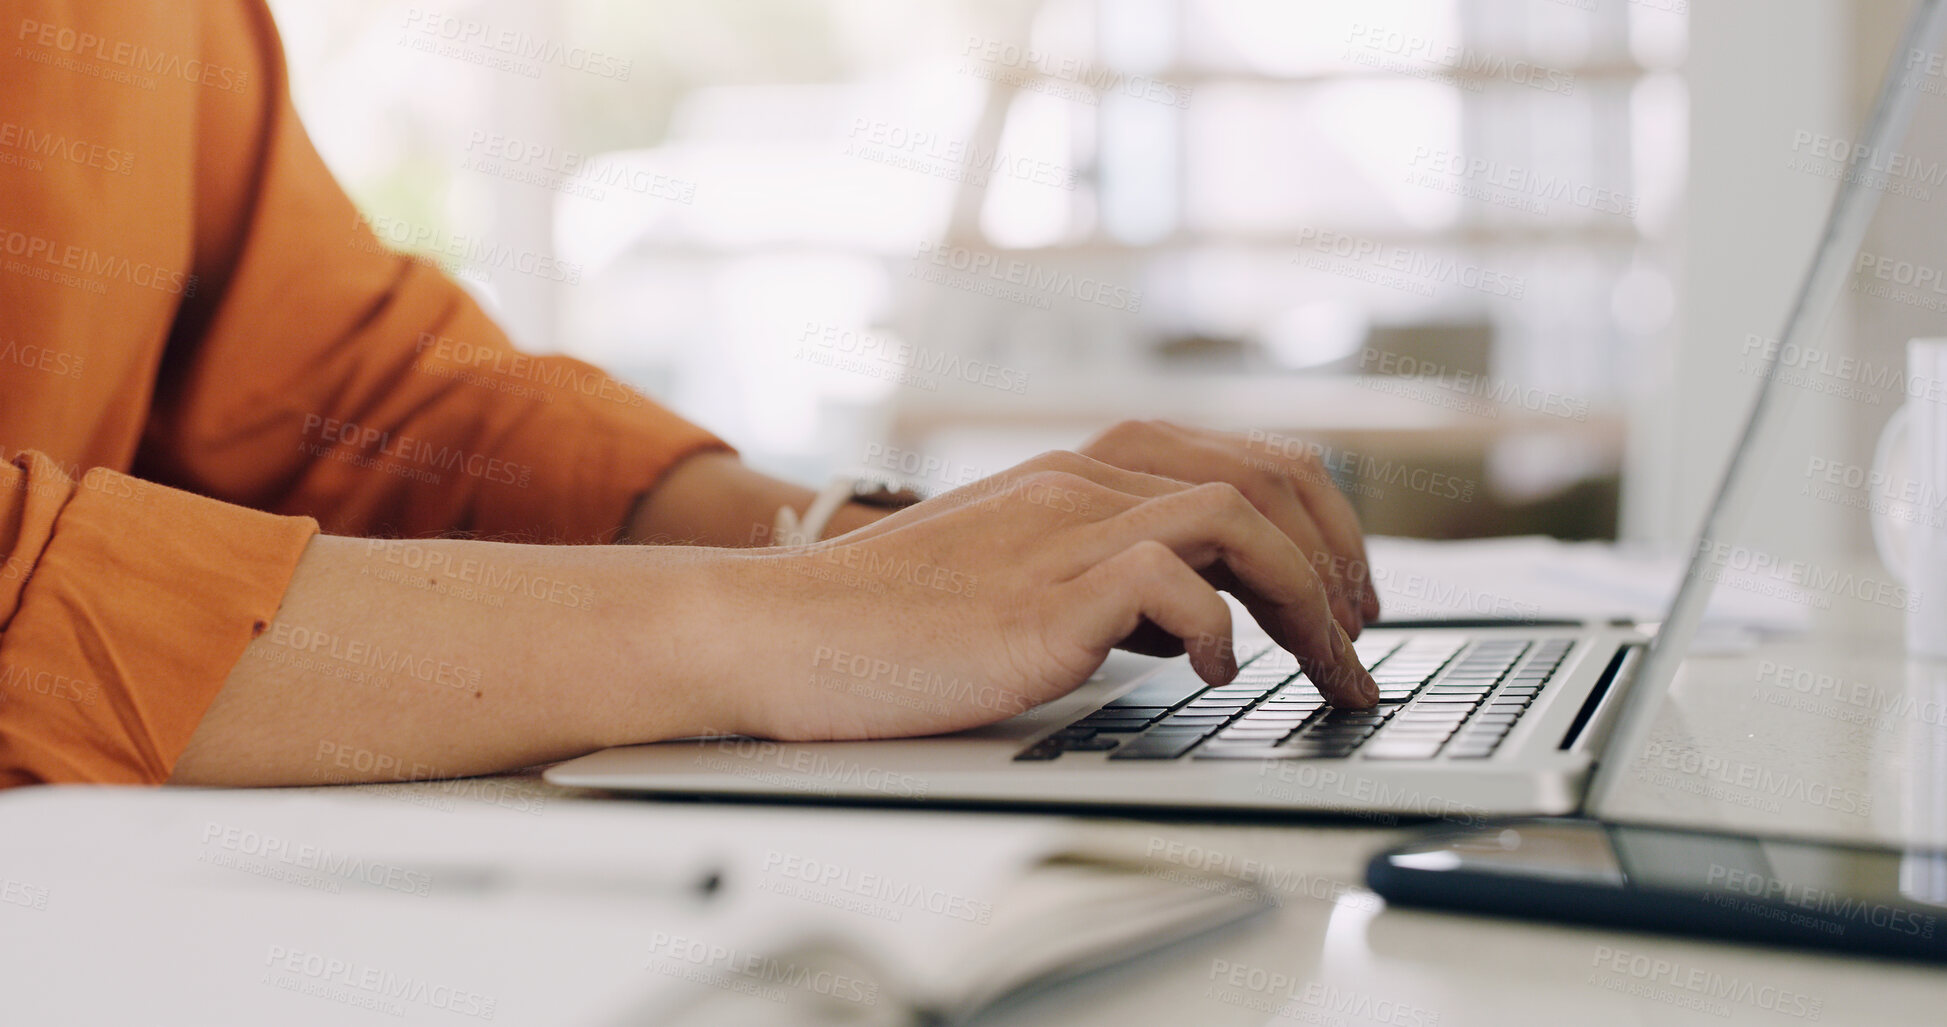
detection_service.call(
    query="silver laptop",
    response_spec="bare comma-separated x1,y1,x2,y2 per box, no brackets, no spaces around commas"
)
548,1,1941,820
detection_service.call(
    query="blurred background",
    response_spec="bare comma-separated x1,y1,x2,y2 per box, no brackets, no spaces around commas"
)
265,0,1946,554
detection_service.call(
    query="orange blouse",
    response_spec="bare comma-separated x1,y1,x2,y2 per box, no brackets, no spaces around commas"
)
0,0,726,785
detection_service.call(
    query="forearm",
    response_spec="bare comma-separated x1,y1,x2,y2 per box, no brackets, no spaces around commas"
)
169,534,744,786
624,450,884,547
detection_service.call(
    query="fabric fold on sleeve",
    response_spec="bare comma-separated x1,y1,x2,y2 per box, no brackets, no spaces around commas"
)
0,451,318,785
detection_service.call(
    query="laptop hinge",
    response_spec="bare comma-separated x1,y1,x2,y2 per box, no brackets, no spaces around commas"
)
1559,643,1641,752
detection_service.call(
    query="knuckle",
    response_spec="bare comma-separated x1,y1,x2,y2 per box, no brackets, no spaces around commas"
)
1021,468,1084,491
1019,450,1076,473
1188,480,1251,516
1106,418,1156,445
1125,538,1179,574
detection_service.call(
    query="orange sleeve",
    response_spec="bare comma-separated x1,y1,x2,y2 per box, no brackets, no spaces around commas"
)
0,452,317,785
140,0,730,543
0,0,728,785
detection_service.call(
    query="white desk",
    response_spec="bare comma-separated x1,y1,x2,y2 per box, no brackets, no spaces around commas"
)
5,613,1947,1025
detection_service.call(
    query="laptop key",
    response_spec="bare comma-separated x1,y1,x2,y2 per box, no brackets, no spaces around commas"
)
1157,716,1232,728
1278,741,1357,758
1364,740,1446,760
1218,730,1291,743
1108,732,1206,760
1381,724,1458,736
1193,744,1285,759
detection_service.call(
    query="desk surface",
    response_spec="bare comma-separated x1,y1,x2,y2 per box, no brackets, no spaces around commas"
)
6,617,1947,1026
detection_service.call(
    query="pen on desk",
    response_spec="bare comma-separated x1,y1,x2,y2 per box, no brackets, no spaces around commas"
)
1368,617,1643,630
1370,617,1586,629
330,862,725,899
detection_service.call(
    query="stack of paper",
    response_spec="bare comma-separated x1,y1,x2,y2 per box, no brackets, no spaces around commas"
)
1365,535,1815,639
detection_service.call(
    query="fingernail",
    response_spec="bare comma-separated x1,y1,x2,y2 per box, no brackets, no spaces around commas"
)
1333,622,1378,706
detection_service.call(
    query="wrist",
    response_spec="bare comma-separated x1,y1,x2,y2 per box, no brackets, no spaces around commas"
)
597,545,767,744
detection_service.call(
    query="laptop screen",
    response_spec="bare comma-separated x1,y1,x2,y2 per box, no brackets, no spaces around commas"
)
1586,0,1947,819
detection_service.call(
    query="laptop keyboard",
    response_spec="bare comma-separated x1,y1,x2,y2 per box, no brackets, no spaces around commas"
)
1013,636,1574,763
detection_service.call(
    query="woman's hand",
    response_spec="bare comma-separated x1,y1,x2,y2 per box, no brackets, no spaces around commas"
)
1079,420,1382,635
720,451,1380,742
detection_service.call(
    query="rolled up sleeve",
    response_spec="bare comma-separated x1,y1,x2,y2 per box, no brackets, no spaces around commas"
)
0,452,318,785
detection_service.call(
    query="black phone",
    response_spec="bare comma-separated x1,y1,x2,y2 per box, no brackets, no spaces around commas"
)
1367,818,1947,962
